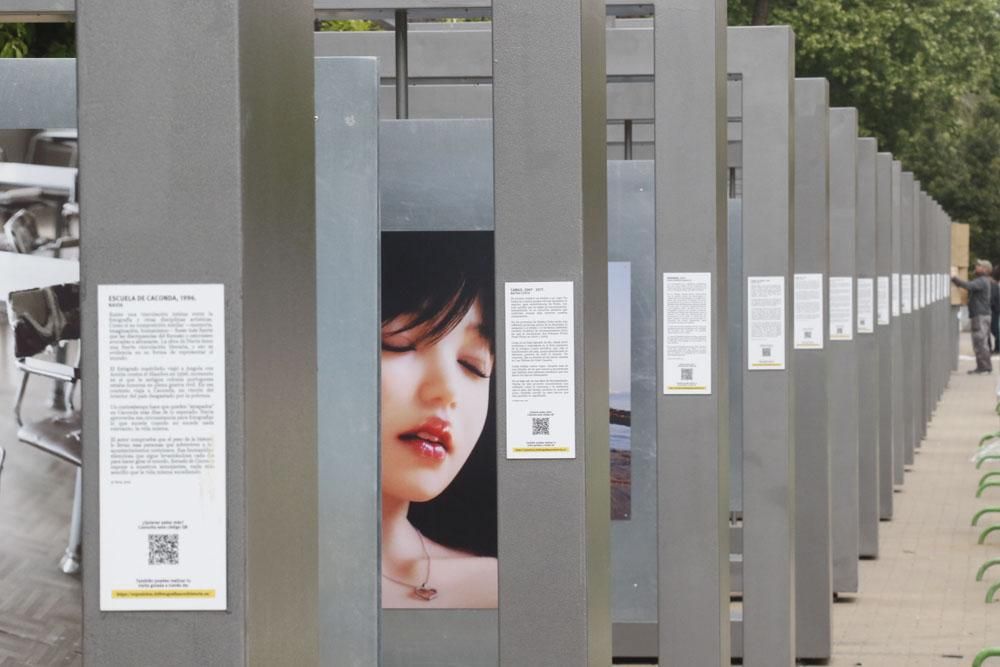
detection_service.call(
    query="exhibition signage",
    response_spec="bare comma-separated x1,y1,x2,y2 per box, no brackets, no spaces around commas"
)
662,272,713,394
505,281,577,459
98,284,227,611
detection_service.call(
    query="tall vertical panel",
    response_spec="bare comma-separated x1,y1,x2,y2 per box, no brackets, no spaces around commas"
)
899,172,915,467
791,78,832,661
315,57,380,667
891,161,905,485
911,182,924,452
493,1,611,664
78,0,319,664
655,2,730,665
728,26,796,667
828,108,859,593
856,138,880,558
875,153,894,519
918,192,935,441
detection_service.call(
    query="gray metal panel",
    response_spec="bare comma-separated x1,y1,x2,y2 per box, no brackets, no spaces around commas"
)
493,1,611,664
324,79,655,123
899,171,915,468
890,161,905,486
922,193,932,434
315,1,655,19
78,0,318,664
913,186,925,445
378,119,493,231
728,26,796,667
856,137,879,558
828,107,859,593
0,0,73,20
791,78,832,661
315,57,380,667
875,153,894,519
314,22,655,78
608,161,657,629
654,2,729,665
384,611,497,666
0,59,76,129
728,198,743,514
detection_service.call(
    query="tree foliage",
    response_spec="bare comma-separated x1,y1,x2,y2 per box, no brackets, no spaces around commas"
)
0,23,75,58
316,19,380,32
730,0,1000,261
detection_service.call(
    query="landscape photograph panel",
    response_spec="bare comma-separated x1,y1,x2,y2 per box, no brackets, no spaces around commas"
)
609,261,632,520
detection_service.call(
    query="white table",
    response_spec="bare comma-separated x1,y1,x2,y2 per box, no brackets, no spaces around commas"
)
0,252,78,306
0,162,78,202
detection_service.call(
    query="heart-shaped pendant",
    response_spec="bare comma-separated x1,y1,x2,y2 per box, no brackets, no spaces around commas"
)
414,586,438,601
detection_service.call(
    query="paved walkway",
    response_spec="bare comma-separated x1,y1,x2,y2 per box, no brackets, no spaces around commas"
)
828,346,1000,666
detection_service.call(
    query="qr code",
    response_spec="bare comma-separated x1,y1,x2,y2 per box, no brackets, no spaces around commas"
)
837,327,844,335
148,534,179,565
531,417,550,436
762,347,771,357
681,368,693,381
804,330,812,339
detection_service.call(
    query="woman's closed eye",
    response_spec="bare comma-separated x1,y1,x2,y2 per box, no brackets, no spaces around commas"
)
382,340,416,353
459,356,492,379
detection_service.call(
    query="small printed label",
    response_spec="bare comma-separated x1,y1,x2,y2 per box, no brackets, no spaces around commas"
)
793,273,824,350
901,273,912,314
877,276,890,326
99,284,228,612
829,276,854,341
857,278,875,334
892,273,900,317
504,281,576,460
663,272,712,395
747,276,786,370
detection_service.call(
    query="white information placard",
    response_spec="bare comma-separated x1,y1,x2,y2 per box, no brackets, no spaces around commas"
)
877,276,890,325
99,284,227,611
747,276,785,370
793,273,824,350
857,277,875,334
901,273,912,314
829,276,854,341
662,272,712,394
892,273,901,317
505,281,576,459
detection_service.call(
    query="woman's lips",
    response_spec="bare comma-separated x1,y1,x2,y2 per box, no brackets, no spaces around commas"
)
398,417,452,461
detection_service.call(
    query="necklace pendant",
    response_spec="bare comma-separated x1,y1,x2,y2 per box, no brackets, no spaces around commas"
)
414,586,438,601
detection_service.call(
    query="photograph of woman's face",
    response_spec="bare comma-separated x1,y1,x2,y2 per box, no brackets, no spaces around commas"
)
381,300,492,502
380,231,498,610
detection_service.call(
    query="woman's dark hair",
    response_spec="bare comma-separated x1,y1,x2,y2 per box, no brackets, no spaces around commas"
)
992,264,1000,282
381,231,497,558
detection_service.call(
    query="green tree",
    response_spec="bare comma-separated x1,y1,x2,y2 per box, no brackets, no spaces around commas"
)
730,0,1000,261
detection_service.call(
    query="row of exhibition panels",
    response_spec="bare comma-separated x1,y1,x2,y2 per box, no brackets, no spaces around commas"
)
0,9,962,667
311,18,960,666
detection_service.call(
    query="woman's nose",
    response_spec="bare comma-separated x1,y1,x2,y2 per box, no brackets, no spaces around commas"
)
418,352,458,408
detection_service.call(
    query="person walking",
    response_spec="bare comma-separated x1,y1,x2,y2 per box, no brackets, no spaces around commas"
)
952,259,994,374
991,264,1000,353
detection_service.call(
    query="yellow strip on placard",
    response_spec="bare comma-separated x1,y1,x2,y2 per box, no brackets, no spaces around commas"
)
667,386,707,391
751,362,782,367
512,447,571,453
112,589,216,599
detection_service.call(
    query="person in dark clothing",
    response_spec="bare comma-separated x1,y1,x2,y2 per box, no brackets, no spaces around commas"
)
953,259,994,373
991,265,1000,353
